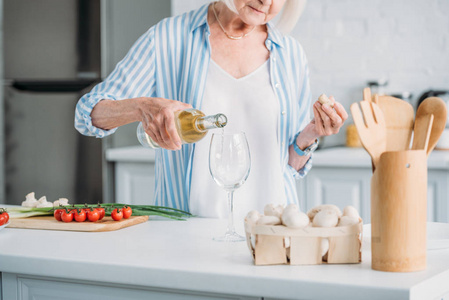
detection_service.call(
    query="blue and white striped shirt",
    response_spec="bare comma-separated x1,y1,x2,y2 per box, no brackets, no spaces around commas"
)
75,4,313,212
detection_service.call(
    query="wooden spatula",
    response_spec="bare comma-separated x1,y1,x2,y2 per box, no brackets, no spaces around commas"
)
414,97,447,156
350,101,386,169
363,88,414,151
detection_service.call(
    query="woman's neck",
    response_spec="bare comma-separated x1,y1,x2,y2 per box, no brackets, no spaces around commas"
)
212,2,255,36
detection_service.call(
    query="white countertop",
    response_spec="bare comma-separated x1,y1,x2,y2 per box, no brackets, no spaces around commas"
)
1,218,449,299
105,146,155,162
313,147,449,169
105,145,449,170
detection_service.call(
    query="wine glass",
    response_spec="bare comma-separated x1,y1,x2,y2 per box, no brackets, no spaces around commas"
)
209,132,251,242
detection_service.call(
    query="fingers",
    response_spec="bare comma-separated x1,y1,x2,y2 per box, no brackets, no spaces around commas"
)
312,105,325,136
313,97,348,136
160,107,182,149
333,101,349,122
141,98,188,150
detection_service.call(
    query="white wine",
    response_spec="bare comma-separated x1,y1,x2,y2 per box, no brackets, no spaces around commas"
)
137,108,227,149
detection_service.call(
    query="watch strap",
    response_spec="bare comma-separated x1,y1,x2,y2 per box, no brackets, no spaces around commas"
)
293,139,319,156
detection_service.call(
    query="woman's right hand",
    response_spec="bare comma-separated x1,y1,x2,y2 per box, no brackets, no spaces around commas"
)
138,97,192,150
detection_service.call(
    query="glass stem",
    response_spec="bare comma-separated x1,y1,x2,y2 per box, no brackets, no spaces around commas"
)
226,190,235,235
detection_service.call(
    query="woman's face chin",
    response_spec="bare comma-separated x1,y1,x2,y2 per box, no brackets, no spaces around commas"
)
234,0,286,25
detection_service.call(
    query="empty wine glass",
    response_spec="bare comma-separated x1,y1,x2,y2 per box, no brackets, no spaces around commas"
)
209,132,251,242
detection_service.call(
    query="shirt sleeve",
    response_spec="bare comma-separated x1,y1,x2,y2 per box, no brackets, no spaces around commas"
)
74,26,157,138
288,40,313,179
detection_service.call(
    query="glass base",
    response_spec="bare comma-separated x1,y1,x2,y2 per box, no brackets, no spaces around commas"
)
213,232,246,242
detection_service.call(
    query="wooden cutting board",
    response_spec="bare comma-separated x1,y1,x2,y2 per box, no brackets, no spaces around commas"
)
8,215,149,232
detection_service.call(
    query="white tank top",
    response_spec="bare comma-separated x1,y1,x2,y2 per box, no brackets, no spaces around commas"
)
189,59,286,220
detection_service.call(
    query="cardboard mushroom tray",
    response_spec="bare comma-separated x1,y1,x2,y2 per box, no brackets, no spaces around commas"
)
244,220,363,266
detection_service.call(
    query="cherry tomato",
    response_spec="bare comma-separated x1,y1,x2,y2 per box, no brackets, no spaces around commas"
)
61,210,74,223
122,206,132,219
3,210,9,224
0,210,8,226
111,208,123,221
54,209,64,221
95,207,105,220
87,209,100,222
74,209,87,222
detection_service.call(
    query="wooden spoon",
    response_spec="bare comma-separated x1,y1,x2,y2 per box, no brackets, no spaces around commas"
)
414,97,447,157
412,114,434,152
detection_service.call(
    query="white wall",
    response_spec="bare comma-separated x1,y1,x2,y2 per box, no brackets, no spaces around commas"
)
172,0,449,146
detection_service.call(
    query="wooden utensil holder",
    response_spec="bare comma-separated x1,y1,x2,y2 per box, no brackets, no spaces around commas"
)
371,150,427,272
244,221,362,266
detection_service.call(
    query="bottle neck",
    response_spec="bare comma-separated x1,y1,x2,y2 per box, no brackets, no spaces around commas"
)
195,113,227,132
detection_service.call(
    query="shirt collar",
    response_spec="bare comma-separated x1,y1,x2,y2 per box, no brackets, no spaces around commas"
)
189,3,285,48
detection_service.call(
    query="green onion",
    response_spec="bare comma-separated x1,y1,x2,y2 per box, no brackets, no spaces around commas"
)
5,204,192,220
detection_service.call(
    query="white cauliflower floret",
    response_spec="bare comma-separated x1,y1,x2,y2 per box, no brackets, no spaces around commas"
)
22,192,38,208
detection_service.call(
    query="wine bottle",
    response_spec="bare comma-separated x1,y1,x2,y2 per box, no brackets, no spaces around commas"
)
137,108,227,149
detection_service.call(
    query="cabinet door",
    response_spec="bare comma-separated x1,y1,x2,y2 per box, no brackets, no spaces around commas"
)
3,273,260,300
115,162,155,205
302,168,371,222
428,170,449,222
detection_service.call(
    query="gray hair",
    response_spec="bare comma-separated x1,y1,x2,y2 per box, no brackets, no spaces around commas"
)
220,0,307,34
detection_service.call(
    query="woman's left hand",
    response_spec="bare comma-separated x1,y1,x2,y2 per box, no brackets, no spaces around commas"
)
310,96,348,138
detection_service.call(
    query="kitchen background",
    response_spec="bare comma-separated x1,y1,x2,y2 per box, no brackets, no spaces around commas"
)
0,0,448,209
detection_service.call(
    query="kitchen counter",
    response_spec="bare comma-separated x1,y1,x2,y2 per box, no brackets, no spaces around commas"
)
105,145,449,169
1,218,449,300
313,147,449,169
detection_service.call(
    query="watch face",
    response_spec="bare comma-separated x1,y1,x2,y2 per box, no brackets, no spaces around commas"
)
306,141,318,154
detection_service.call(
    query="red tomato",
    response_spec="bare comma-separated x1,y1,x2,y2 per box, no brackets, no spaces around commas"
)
122,206,132,219
87,209,100,222
54,209,64,221
81,208,91,221
74,210,86,222
111,208,123,221
0,211,8,226
61,210,74,223
95,207,105,220
3,211,9,224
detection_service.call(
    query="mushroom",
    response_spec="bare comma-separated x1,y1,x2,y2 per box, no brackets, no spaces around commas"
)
257,215,281,226
283,203,300,215
318,94,334,108
307,204,342,221
337,216,360,227
281,211,309,229
21,192,38,208
312,210,339,227
53,198,69,207
263,204,284,218
342,205,360,219
36,196,53,208
245,210,262,226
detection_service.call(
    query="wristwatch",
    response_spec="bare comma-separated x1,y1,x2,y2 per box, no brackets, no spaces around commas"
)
293,139,319,156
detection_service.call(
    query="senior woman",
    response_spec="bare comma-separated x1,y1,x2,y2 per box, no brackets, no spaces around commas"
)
75,0,348,219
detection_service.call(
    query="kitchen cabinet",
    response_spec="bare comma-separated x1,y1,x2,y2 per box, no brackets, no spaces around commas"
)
2,273,258,300
105,147,156,205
